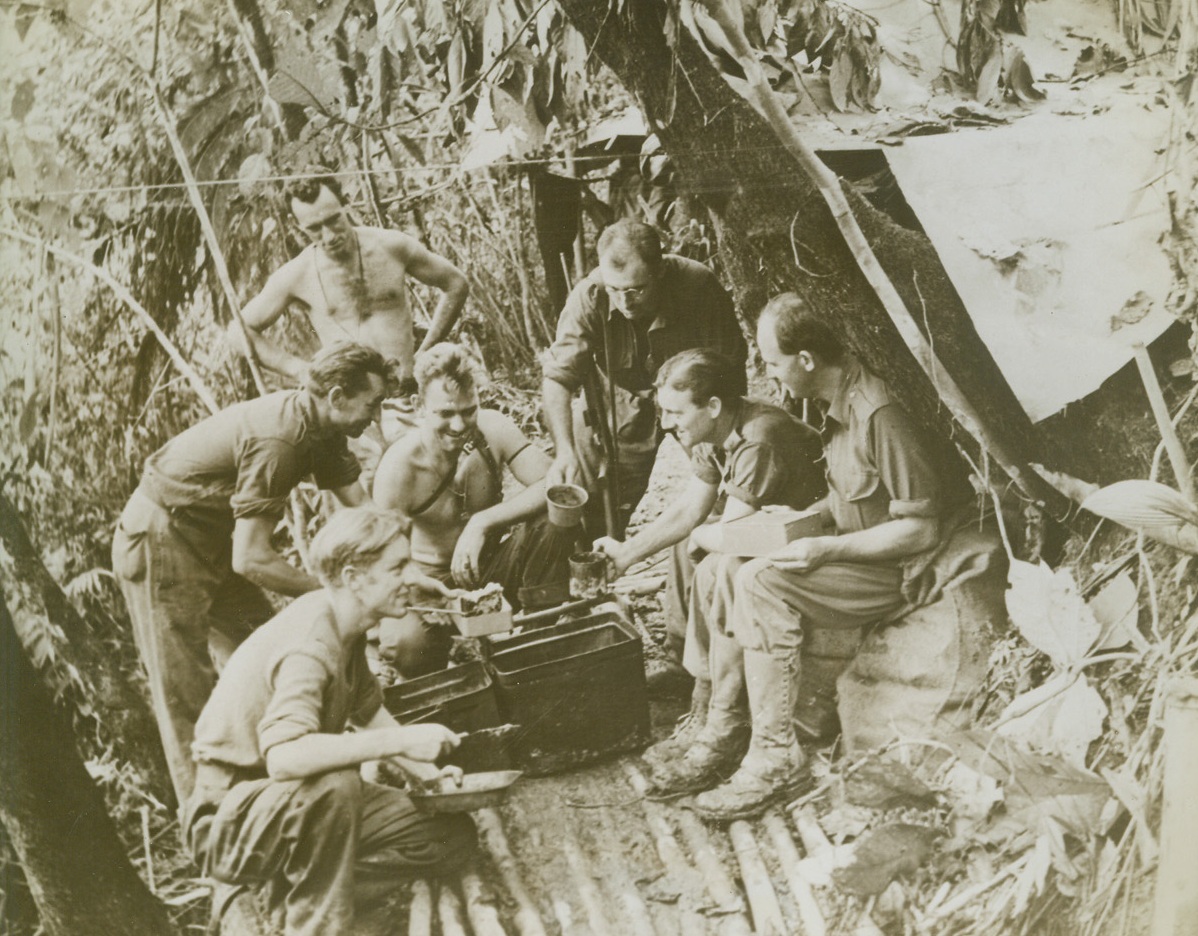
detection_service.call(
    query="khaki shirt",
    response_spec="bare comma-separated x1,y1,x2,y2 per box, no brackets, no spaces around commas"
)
192,595,382,773
691,397,825,510
542,256,746,454
821,363,941,535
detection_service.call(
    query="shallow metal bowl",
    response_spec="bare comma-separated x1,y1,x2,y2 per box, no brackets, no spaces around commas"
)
409,770,523,814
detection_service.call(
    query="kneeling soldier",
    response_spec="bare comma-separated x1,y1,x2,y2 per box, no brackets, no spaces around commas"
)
185,507,477,936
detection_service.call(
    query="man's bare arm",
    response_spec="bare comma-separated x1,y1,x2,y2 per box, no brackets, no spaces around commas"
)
232,515,320,595
233,265,310,383
542,376,582,486
597,476,719,577
265,718,460,781
397,237,469,351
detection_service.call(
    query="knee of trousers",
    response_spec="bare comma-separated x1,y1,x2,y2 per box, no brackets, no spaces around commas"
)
731,558,804,653
290,769,363,836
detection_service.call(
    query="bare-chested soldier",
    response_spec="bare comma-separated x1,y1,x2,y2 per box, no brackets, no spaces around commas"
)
373,343,553,676
232,173,468,476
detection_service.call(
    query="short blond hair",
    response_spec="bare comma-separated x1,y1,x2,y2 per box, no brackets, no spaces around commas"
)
414,342,486,395
310,506,411,584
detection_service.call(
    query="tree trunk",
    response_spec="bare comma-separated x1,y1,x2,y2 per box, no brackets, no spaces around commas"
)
0,595,176,936
0,492,173,805
555,0,1168,491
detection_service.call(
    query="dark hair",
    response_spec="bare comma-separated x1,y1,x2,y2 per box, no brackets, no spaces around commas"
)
305,342,389,398
285,170,344,208
414,342,485,395
596,219,663,270
758,293,845,364
656,348,747,405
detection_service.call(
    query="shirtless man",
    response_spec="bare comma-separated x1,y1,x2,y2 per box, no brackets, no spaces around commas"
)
233,172,468,392
373,343,553,675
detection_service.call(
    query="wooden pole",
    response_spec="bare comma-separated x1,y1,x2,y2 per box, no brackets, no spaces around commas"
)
1152,677,1198,936
1133,343,1195,503
692,0,1047,505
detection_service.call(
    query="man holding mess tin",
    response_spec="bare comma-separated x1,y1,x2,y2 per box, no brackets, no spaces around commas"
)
593,348,824,796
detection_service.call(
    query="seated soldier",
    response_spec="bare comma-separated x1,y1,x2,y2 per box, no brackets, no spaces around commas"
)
691,293,945,821
373,343,554,676
184,506,477,936
594,349,824,791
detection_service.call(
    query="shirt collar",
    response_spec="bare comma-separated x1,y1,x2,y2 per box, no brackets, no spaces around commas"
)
824,362,862,428
720,398,748,453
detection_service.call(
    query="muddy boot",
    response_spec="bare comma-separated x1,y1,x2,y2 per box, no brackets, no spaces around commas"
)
794,627,862,742
642,678,711,769
647,722,750,795
694,648,808,822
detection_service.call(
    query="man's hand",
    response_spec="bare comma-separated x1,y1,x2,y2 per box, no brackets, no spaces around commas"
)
593,536,632,579
397,723,462,762
409,569,462,601
768,536,838,573
451,516,489,587
547,449,583,488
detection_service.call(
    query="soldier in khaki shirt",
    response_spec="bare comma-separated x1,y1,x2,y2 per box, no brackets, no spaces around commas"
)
693,294,944,821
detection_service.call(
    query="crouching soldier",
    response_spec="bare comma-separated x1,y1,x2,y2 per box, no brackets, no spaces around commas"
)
691,294,945,821
593,349,824,792
184,507,477,936
374,343,557,676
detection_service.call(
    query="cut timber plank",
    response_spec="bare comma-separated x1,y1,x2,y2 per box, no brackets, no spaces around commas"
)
674,806,753,935
560,824,617,935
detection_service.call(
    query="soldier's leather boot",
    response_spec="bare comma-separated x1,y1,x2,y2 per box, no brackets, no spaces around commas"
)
793,626,863,742
694,647,809,821
642,677,711,769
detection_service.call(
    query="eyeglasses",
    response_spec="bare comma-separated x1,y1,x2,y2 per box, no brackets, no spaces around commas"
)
605,283,653,300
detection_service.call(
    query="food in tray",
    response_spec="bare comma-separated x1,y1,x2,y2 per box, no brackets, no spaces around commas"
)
458,582,505,616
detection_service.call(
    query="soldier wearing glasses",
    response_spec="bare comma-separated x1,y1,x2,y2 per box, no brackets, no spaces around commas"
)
541,219,747,539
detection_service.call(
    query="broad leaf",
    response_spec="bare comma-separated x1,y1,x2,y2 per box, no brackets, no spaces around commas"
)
1005,560,1101,668
996,672,1108,768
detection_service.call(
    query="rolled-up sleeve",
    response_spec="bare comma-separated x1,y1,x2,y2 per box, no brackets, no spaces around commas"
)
541,281,600,391
869,406,941,520
257,651,332,755
690,444,723,485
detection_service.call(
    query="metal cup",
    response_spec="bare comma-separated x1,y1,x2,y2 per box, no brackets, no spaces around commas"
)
569,550,609,599
546,483,588,528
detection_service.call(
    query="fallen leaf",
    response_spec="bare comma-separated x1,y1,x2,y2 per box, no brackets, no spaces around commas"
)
843,755,937,810
995,672,1108,768
1087,572,1147,652
1006,560,1101,668
832,824,941,895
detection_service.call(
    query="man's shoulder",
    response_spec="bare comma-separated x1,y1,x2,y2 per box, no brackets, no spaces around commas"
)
231,391,313,446
361,225,422,255
661,255,723,289
847,367,898,423
738,398,818,444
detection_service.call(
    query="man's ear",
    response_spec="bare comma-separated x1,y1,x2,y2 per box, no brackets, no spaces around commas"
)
706,396,723,418
340,564,360,591
328,386,347,409
798,351,816,373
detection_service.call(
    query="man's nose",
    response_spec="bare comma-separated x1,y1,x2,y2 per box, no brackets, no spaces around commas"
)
450,414,467,433
660,413,675,430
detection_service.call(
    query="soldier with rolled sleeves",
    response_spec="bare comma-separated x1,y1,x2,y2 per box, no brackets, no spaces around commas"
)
541,220,747,686
112,342,389,803
184,507,476,936
691,293,945,821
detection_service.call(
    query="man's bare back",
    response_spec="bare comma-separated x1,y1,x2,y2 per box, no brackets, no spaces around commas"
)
234,179,467,385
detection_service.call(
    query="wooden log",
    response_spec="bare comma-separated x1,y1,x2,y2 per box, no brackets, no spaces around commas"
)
1152,677,1198,936
674,806,753,934
460,869,509,936
437,882,470,936
728,821,787,936
560,828,619,936
762,810,827,936
408,880,433,936
623,765,715,936
475,808,549,936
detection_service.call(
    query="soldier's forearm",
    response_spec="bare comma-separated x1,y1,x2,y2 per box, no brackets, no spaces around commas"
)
419,282,468,351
